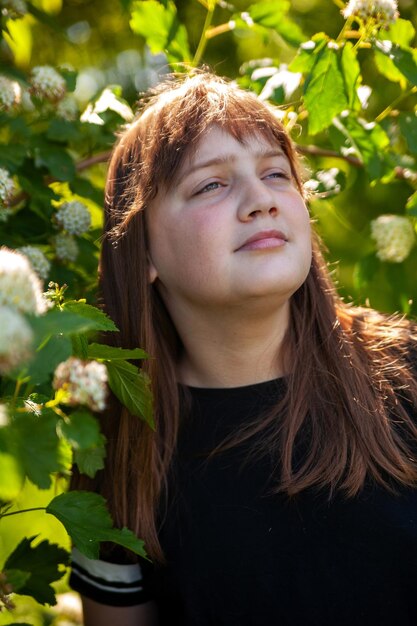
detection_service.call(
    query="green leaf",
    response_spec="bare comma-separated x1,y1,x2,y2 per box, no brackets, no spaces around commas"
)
63,302,118,332
71,334,89,359
28,308,98,340
340,42,361,110
0,144,27,171
406,191,417,217
304,44,348,135
47,119,82,143
46,491,147,560
130,0,191,63
13,410,71,489
246,0,304,46
87,343,149,361
373,40,417,86
330,115,389,180
73,443,106,478
398,112,417,154
378,18,415,47
25,335,72,385
106,360,154,428
4,537,69,606
353,254,379,291
289,34,328,73
0,452,24,501
60,411,103,450
34,145,76,182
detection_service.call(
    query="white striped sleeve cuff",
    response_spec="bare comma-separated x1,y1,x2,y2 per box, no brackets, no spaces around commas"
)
69,547,153,606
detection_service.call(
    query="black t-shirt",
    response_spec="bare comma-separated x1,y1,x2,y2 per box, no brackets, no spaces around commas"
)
70,378,417,625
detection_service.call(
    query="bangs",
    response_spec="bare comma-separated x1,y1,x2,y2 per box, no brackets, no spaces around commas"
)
136,74,301,199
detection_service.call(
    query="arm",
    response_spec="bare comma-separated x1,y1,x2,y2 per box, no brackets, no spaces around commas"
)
81,595,158,626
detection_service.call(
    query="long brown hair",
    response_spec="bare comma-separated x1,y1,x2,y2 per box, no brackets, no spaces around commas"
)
75,72,417,563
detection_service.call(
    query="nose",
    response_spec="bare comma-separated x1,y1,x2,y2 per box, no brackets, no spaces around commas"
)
237,177,279,222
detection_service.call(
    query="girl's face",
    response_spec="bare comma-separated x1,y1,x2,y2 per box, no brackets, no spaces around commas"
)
147,125,312,312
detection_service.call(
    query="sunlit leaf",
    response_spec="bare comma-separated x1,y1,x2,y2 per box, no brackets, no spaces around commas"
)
374,40,417,86
130,0,191,63
304,44,348,135
340,42,361,110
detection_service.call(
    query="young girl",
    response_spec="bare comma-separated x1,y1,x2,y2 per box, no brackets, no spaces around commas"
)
70,72,417,626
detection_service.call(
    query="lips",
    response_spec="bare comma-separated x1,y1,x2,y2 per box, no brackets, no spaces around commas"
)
236,229,288,252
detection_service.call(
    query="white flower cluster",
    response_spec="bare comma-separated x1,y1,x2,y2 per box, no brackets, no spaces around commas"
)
55,201,91,235
18,245,51,281
0,167,15,206
54,232,79,263
343,0,399,27
0,76,21,111
0,247,48,314
30,66,66,102
1,0,27,19
0,305,33,374
53,357,108,412
0,247,49,374
0,403,9,427
304,168,341,195
371,214,415,263
57,95,79,121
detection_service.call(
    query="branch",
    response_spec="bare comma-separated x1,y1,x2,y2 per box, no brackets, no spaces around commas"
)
296,144,362,167
9,150,112,208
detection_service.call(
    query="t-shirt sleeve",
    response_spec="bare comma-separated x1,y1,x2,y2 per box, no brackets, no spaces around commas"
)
69,547,154,607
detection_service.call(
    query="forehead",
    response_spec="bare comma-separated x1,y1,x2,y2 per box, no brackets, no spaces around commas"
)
179,126,285,169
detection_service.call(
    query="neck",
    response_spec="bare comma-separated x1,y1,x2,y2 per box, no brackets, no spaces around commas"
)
170,298,290,388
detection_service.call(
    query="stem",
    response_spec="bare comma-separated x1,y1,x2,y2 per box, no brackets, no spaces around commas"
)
192,5,215,67
1,507,46,519
12,379,23,407
336,15,354,43
375,86,417,124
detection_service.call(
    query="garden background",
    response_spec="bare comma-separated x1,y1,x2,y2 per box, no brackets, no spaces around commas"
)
0,0,417,623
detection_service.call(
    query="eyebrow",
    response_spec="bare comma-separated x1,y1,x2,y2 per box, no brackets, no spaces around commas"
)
178,148,285,185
